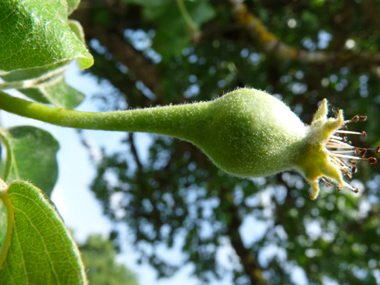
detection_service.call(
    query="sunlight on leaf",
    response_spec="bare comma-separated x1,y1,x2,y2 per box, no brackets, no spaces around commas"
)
2,126,59,196
0,19,87,108
0,0,93,74
0,181,87,284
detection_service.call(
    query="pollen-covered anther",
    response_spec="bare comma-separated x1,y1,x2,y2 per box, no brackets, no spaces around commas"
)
369,157,377,164
376,146,380,153
321,177,332,187
351,115,359,123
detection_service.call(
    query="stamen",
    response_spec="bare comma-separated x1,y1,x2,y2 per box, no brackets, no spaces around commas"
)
329,138,348,144
328,152,365,160
335,130,363,135
337,156,350,167
343,115,366,124
331,150,354,154
321,177,332,187
343,181,358,193
326,143,354,149
330,156,346,168
376,146,380,153
351,115,359,122
322,110,373,197
369,157,377,164
330,139,355,148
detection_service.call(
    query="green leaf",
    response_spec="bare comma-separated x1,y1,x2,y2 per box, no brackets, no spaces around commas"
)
145,0,216,59
67,0,80,15
1,126,59,197
68,20,86,43
0,0,93,74
80,235,139,285
19,74,86,109
0,181,87,284
0,201,6,253
188,0,216,25
0,65,85,108
0,19,87,108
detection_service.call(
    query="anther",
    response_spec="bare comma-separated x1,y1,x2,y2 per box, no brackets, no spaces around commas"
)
329,152,363,160
349,159,357,165
322,177,332,187
361,131,367,138
346,172,352,179
359,116,367,122
376,146,380,153
369,157,377,164
360,149,367,157
335,130,362,136
353,188,359,194
351,115,359,122
337,185,343,191
351,166,357,173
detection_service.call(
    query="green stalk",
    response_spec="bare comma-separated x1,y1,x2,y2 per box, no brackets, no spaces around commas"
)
175,0,198,33
0,91,211,145
0,88,308,179
0,131,14,181
0,181,14,269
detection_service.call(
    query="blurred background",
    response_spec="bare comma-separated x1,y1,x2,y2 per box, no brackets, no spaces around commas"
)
8,0,380,284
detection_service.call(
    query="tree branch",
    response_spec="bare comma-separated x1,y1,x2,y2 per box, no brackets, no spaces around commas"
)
220,188,268,285
227,0,380,65
361,0,380,28
71,0,163,98
128,133,143,171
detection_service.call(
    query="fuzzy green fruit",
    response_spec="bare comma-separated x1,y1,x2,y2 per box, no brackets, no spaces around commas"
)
0,88,375,200
190,88,307,178
171,88,370,200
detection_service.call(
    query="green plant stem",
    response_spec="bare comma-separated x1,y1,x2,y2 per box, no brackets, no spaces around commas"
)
175,0,198,32
0,181,14,269
0,131,14,181
0,91,211,144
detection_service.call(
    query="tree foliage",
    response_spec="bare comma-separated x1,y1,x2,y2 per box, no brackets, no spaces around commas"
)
70,0,380,284
79,234,139,285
